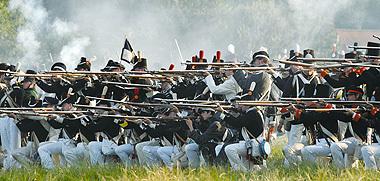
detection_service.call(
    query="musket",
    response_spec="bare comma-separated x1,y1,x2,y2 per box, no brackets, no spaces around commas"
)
149,70,216,74
84,98,232,109
280,98,336,101
153,98,228,104
313,62,380,69
278,60,315,67
123,74,169,80
314,64,354,69
85,96,164,107
154,98,291,105
181,62,247,66
46,71,170,80
96,114,193,121
95,114,156,119
360,55,380,59
0,107,53,111
170,103,233,109
0,70,18,74
0,110,47,116
34,110,89,114
338,63,380,69
101,81,158,88
297,58,356,62
220,67,285,71
73,104,124,111
305,108,358,112
12,74,56,77
47,71,121,75
236,102,290,107
325,101,380,105
348,46,380,50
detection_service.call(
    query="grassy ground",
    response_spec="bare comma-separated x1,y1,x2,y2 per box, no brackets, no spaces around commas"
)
0,137,379,181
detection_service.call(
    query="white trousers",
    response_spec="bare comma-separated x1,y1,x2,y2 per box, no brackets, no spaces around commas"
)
0,116,21,153
157,146,179,169
301,139,331,163
115,143,135,166
142,145,162,167
62,142,89,167
283,143,304,166
38,139,73,169
5,142,36,169
361,143,380,170
185,143,201,168
88,140,118,166
330,137,360,168
135,140,160,166
225,141,265,172
283,124,306,166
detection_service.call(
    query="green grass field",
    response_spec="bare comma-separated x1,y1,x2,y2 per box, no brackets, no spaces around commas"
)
0,137,379,181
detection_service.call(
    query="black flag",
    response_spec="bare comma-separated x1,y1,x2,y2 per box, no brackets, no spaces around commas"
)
121,37,134,63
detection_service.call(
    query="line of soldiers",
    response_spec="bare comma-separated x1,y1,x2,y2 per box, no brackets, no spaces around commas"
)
0,41,379,172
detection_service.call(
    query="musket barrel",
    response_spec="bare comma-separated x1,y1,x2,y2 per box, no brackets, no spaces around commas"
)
278,60,315,67
0,107,53,110
181,62,246,66
305,108,358,111
281,98,336,101
220,67,284,71
298,58,356,62
348,46,380,50
12,74,56,77
102,81,157,88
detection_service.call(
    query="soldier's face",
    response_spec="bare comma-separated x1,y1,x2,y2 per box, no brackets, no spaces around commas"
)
224,70,234,77
46,104,55,108
200,111,212,120
253,58,265,66
290,65,302,73
346,94,359,101
133,68,145,72
303,69,314,76
161,82,171,91
62,103,72,111
22,81,34,89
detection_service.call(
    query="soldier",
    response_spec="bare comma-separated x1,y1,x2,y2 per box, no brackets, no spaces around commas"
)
184,107,231,168
203,52,242,101
360,105,380,170
0,63,22,168
330,87,368,168
37,62,71,101
141,107,188,168
218,96,267,172
128,57,153,102
320,51,364,90
233,49,272,101
38,97,93,169
7,97,59,169
87,101,123,166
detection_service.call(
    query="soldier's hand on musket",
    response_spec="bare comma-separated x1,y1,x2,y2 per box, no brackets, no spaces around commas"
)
0,83,7,90
170,105,180,114
185,118,194,131
143,87,153,92
372,58,380,65
142,118,152,125
267,68,276,75
203,71,211,77
287,104,297,114
47,114,57,121
8,113,17,119
214,103,225,113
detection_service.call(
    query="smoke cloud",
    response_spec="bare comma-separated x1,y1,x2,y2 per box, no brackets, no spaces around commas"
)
5,0,380,70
